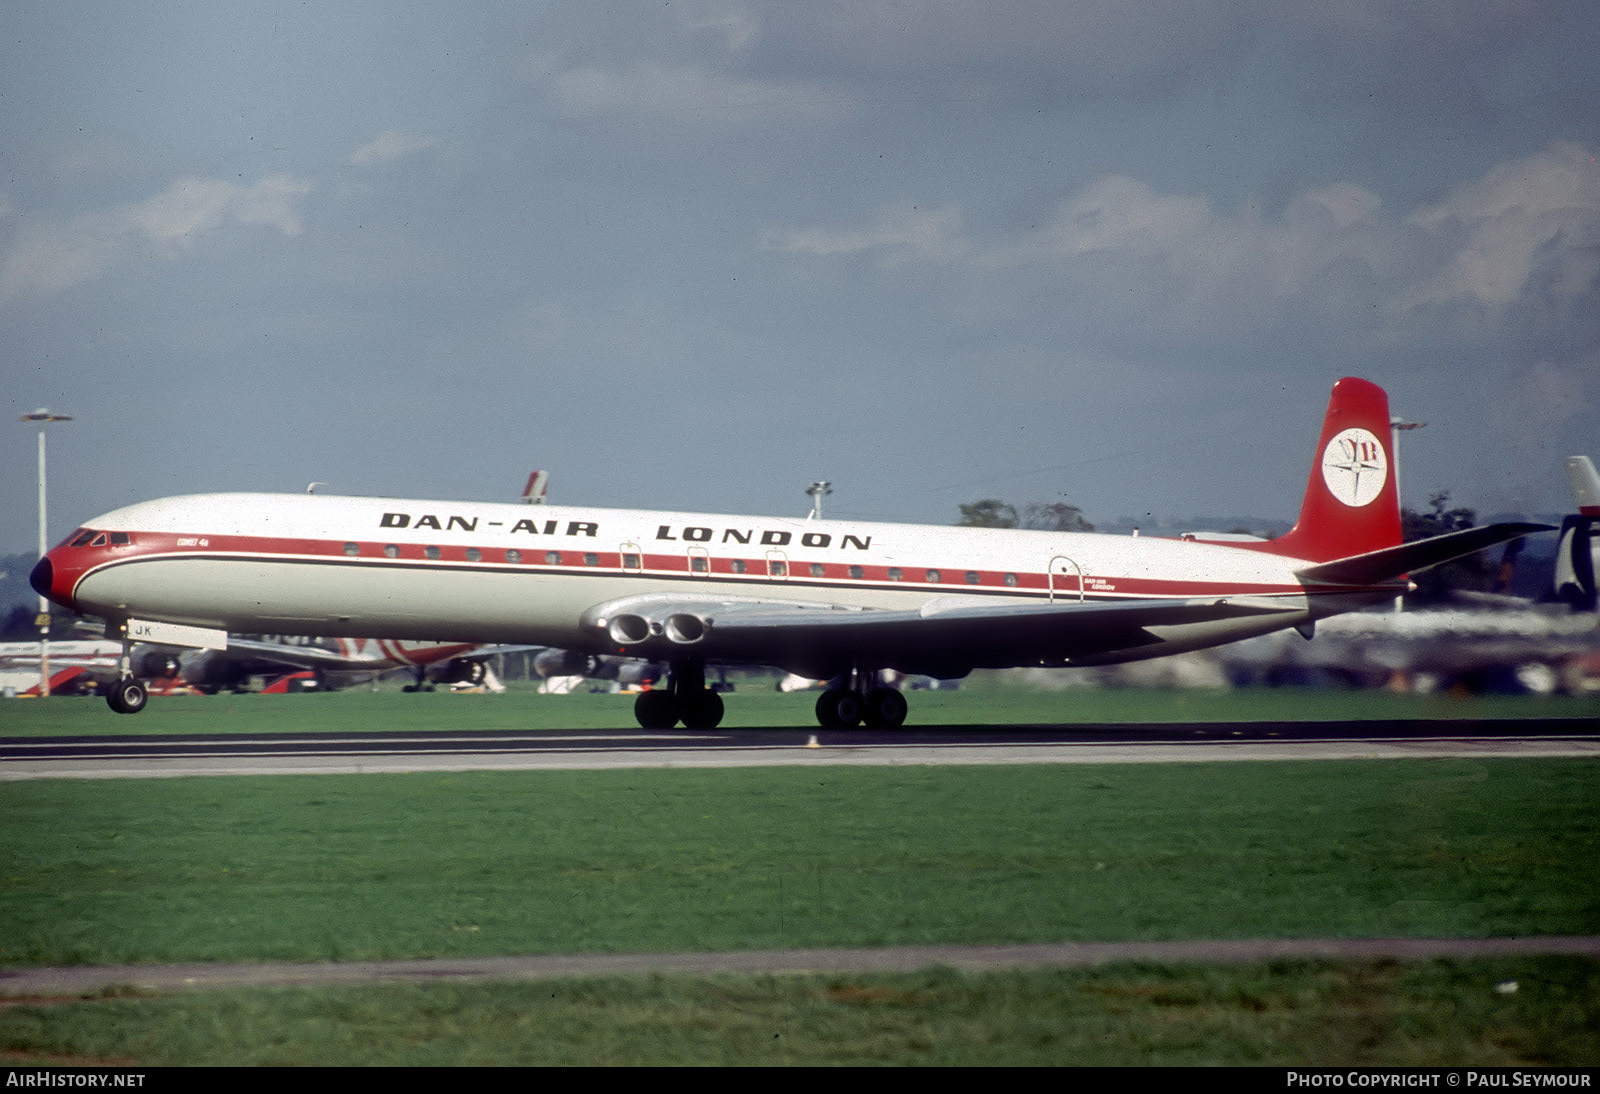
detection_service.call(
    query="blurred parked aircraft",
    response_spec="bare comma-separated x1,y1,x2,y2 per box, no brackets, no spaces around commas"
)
1215,606,1598,693
1218,454,1599,694
0,632,526,697
1554,456,1599,612
178,635,520,693
0,639,126,697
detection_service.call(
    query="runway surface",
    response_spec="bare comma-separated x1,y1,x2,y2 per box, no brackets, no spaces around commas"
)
2,717,1597,779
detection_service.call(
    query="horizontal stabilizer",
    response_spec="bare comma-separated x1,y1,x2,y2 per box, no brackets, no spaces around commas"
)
1295,522,1550,587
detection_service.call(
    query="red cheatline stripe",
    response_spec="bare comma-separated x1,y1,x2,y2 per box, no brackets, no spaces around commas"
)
54,529,1338,603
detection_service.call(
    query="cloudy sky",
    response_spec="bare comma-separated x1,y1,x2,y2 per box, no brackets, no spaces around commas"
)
4,1,1597,555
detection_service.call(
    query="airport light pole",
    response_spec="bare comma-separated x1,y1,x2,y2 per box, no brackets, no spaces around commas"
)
21,409,72,697
806,481,832,520
1390,417,1425,613
1389,417,1425,511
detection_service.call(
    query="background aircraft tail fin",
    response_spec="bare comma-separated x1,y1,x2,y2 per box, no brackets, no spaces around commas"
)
1567,456,1600,517
522,470,549,505
1265,377,1402,564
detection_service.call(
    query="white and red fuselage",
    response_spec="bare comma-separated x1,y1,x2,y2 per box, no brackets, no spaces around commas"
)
34,491,1364,659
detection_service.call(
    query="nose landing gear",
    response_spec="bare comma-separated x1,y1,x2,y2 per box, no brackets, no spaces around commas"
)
106,637,148,714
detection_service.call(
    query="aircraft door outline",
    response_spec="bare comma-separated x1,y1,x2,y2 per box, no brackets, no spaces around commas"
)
1048,555,1083,603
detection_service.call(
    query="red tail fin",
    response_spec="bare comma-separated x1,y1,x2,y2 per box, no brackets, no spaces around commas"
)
1266,377,1401,563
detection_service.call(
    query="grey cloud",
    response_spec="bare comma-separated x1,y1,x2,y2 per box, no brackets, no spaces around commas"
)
766,143,1598,352
345,131,440,169
760,204,968,266
1,174,313,303
532,57,857,127
1401,142,1600,313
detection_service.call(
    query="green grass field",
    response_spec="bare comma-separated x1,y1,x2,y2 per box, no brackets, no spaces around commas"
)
5,759,1598,967
2,683,1596,1064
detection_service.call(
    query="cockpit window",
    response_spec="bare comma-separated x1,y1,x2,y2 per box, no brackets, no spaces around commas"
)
71,531,132,546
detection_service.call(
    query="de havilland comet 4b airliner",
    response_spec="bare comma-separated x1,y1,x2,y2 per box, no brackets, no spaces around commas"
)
31,378,1546,727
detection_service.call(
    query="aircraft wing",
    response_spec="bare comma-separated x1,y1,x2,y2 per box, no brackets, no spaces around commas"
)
582,593,1295,679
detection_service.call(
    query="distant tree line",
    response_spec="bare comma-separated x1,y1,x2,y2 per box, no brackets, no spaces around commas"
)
956,499,1094,532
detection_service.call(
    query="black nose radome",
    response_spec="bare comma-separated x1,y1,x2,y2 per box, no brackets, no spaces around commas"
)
29,556,53,600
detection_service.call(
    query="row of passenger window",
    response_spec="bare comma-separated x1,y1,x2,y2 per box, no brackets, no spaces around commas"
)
350,543,598,566
344,542,1023,586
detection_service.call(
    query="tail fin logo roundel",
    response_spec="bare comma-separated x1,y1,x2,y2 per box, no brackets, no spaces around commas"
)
1321,427,1388,507
1262,377,1402,564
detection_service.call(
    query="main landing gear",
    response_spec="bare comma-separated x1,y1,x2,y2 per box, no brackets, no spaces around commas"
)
633,661,725,730
630,664,910,731
815,671,907,729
